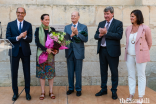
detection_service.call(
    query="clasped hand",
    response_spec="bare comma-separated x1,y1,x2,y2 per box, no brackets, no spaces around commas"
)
71,26,78,37
99,27,107,37
17,31,27,40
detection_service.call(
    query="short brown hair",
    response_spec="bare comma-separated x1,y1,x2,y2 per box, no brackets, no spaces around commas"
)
131,10,144,25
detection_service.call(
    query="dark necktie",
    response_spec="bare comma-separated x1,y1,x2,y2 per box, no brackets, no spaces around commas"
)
19,22,22,47
19,22,22,34
101,22,110,45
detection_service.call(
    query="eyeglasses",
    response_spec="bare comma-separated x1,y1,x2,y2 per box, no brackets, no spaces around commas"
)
16,12,25,15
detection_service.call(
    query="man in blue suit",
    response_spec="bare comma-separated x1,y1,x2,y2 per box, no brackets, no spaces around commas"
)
6,7,32,101
64,11,88,96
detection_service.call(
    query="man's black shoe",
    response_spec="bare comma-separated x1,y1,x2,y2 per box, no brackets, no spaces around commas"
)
112,92,118,100
76,91,81,96
95,90,107,96
12,94,18,101
26,93,31,100
66,90,74,95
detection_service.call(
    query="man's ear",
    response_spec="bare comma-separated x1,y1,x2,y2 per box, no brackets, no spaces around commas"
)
112,13,114,17
78,16,80,20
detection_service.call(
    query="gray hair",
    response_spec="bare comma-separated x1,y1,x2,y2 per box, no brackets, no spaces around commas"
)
104,6,114,14
16,7,26,13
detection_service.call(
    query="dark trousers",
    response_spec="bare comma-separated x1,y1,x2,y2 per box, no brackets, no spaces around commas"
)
99,47,119,92
67,51,83,91
11,48,30,94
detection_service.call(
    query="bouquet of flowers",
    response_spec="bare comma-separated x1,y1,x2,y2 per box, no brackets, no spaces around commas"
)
39,31,71,64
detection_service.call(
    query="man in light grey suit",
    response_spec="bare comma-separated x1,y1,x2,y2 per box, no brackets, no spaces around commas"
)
64,11,88,96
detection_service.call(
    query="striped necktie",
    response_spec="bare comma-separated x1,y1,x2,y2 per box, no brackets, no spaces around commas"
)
101,22,110,45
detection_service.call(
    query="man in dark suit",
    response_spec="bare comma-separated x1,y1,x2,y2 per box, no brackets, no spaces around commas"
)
64,11,88,96
94,6,123,99
6,7,32,101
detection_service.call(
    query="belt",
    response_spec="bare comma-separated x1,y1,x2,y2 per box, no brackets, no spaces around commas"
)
100,46,106,48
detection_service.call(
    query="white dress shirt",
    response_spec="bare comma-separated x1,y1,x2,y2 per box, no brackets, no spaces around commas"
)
17,19,24,29
72,22,78,28
71,22,79,39
128,32,137,55
100,18,114,47
16,19,27,41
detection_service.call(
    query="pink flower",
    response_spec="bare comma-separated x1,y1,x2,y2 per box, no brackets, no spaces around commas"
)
52,36,58,42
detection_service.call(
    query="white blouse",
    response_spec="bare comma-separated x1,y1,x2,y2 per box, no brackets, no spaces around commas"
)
128,32,137,55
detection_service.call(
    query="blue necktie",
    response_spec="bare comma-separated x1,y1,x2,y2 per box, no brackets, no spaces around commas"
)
19,22,22,47
19,22,22,34
71,24,76,47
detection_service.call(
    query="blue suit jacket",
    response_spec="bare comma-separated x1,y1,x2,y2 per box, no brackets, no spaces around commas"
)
6,20,32,57
64,22,88,59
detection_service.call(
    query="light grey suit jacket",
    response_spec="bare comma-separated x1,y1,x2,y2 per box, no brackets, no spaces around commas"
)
64,22,88,59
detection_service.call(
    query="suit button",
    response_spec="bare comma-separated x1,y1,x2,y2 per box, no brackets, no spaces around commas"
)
140,49,143,51
141,37,142,38
140,43,141,45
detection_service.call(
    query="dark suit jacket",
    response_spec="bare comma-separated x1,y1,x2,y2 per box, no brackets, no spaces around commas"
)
94,18,123,57
6,20,32,57
64,22,88,59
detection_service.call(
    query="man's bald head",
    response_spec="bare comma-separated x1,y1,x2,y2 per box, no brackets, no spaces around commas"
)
71,11,80,24
16,7,26,22
16,7,26,13
71,11,80,17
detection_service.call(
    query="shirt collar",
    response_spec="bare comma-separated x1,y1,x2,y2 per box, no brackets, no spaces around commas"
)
107,18,113,24
72,22,78,27
17,19,24,24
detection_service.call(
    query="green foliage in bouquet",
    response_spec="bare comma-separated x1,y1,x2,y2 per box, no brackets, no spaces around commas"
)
50,31,71,46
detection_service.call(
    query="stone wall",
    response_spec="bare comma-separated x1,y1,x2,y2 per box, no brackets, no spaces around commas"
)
0,0,156,91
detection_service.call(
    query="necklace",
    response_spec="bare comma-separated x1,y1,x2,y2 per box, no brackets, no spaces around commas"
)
131,33,136,44
131,25,139,44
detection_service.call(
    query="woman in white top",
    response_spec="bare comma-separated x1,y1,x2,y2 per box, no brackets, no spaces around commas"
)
124,10,152,104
